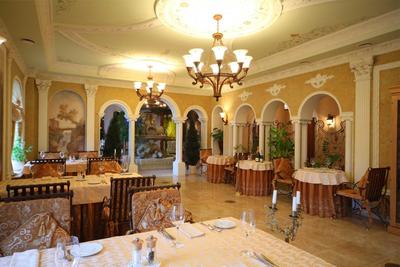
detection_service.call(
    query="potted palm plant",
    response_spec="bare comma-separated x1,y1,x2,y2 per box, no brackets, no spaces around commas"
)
211,128,223,154
268,126,294,160
12,137,32,175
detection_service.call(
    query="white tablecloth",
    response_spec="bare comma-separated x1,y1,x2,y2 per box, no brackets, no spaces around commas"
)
206,155,233,165
293,168,348,185
0,173,142,205
237,160,273,171
0,217,332,267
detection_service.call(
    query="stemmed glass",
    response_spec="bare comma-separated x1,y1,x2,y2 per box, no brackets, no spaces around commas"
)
121,155,130,173
40,151,45,159
70,236,80,267
169,203,185,248
98,161,105,176
54,239,67,267
59,151,65,159
241,209,256,239
57,164,64,178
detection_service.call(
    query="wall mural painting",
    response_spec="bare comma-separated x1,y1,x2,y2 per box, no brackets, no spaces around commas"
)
48,91,85,153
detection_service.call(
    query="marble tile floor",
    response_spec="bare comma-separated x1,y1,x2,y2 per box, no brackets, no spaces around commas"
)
153,174,400,267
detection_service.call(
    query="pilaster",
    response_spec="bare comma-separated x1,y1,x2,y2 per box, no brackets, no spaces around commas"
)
84,83,97,151
36,79,51,152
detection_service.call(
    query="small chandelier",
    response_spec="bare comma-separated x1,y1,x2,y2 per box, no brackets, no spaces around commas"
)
183,14,252,101
133,66,166,104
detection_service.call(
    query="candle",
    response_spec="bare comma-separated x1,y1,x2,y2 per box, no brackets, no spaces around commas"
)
292,197,297,212
272,190,277,205
296,191,301,205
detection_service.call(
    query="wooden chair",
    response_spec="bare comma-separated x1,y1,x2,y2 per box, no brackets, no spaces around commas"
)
6,181,71,200
128,183,193,233
102,175,156,237
336,167,390,228
0,190,73,256
224,157,237,184
199,148,212,175
272,158,294,196
87,157,121,175
30,158,66,178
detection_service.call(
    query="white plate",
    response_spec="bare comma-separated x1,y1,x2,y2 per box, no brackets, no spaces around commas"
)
71,243,103,257
213,219,236,229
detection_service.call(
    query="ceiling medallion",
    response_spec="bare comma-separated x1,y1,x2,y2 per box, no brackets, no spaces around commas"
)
183,15,253,101
155,0,282,38
133,66,166,107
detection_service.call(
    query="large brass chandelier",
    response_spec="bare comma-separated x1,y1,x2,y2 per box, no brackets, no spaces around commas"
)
183,14,252,101
133,66,166,105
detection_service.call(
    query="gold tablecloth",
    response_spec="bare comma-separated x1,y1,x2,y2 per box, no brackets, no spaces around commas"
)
0,217,333,267
235,168,274,196
207,164,226,183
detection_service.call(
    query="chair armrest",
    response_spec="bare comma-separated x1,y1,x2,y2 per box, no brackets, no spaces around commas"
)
340,182,357,189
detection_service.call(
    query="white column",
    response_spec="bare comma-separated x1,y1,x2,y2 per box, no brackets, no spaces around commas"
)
351,57,373,181
36,79,51,152
256,119,265,155
128,115,138,173
232,122,238,156
84,84,97,151
300,121,309,168
342,112,354,180
292,117,302,170
238,124,243,149
173,117,186,176
199,118,208,149
264,122,272,160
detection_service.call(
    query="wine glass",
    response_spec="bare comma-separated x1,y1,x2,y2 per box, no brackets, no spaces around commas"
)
99,150,103,158
170,203,185,247
241,209,256,239
98,161,105,176
59,151,65,159
70,236,80,267
57,164,64,178
40,151,45,159
54,239,67,267
121,155,130,173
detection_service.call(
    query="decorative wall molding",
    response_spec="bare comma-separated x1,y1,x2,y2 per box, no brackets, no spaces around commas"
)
305,73,334,88
238,90,253,102
84,83,98,96
35,79,52,92
266,83,286,96
350,56,374,81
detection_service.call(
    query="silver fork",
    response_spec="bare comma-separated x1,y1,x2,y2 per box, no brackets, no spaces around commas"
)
200,222,222,232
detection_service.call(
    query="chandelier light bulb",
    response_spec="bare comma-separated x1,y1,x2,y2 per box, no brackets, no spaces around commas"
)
157,83,166,91
194,62,204,73
134,81,142,90
0,35,6,45
212,45,227,61
183,54,194,67
210,64,220,75
146,80,154,88
233,49,248,63
229,62,239,74
189,48,204,63
243,56,253,68
146,87,151,93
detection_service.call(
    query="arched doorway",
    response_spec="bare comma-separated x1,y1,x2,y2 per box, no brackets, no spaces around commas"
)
261,99,292,160
233,104,257,156
211,105,224,155
183,105,208,149
11,78,25,175
297,92,346,170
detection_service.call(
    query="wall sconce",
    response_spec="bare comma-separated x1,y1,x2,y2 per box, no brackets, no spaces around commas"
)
326,114,335,127
284,103,289,110
219,112,228,125
0,35,6,45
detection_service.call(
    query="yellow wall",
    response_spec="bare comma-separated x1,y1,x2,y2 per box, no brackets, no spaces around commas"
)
24,78,38,160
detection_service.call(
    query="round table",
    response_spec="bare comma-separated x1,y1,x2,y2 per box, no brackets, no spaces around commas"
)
235,160,274,196
293,168,349,218
206,155,233,183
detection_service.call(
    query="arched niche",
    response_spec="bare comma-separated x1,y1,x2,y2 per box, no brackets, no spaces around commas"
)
183,105,208,150
211,105,224,155
233,104,257,154
261,99,291,123
11,77,25,175
298,91,344,169
48,90,86,154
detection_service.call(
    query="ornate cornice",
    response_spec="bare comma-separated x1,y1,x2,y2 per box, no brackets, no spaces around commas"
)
305,73,334,89
84,83,98,97
35,79,52,93
266,83,286,96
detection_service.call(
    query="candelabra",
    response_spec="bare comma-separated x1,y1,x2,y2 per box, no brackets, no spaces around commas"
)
266,203,303,243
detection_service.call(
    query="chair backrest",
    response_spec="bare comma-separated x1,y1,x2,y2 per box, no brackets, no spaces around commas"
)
274,158,294,180
365,167,390,202
109,175,156,223
30,159,66,178
129,183,181,232
6,181,71,200
87,157,121,174
77,151,98,159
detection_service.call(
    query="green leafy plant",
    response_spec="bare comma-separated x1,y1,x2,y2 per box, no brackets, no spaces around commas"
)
326,153,341,168
210,128,223,141
12,137,32,162
185,120,200,165
268,126,294,159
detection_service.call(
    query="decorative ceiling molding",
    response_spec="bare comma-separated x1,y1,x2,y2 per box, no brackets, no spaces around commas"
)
238,91,253,102
282,0,335,13
266,83,286,96
304,73,334,88
0,17,27,74
54,18,162,33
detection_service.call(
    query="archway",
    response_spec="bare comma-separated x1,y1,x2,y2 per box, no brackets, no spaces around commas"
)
297,92,344,170
11,78,24,175
260,99,292,160
211,105,224,155
183,105,208,150
233,104,257,155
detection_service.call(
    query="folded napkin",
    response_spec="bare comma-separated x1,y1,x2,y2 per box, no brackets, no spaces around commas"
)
9,249,39,267
179,223,205,239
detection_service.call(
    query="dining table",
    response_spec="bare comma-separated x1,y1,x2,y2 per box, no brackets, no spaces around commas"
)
293,168,350,218
0,217,333,267
206,155,233,183
235,160,274,196
23,159,88,176
0,172,142,241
